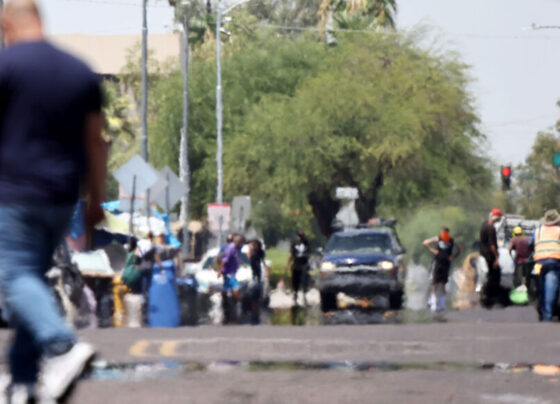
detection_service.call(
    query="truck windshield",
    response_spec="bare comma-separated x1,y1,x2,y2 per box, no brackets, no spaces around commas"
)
325,233,393,254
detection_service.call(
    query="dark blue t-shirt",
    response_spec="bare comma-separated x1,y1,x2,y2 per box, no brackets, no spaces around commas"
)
0,41,101,204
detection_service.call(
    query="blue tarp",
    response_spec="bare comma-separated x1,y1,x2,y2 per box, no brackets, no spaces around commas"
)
69,200,87,239
101,200,182,247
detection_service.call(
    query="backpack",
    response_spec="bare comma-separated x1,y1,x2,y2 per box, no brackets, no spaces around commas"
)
122,252,142,288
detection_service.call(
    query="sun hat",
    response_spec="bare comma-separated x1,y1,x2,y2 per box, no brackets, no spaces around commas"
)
541,209,560,226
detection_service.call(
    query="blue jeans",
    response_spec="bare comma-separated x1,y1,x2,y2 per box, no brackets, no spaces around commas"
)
538,259,560,322
0,204,76,382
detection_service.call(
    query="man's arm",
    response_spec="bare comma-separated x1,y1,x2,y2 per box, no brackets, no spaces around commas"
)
452,243,463,260
218,246,232,278
490,231,499,268
422,237,438,256
84,111,107,228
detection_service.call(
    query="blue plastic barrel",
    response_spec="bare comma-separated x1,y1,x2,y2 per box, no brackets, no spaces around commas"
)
148,260,180,327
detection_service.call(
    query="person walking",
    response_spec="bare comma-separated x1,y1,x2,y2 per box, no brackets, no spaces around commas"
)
531,210,560,322
509,226,531,288
248,239,267,324
286,230,310,306
0,0,106,400
423,227,462,314
218,234,244,324
479,209,503,307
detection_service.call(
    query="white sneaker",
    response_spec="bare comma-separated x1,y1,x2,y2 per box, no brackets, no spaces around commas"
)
39,342,95,400
7,383,35,404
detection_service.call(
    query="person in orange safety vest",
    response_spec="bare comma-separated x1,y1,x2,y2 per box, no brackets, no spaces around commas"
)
531,209,560,321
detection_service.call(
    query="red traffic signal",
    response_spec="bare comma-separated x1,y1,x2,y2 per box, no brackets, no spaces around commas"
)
500,165,511,190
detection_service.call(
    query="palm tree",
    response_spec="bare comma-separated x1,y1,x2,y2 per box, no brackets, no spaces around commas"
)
168,0,214,47
319,0,397,31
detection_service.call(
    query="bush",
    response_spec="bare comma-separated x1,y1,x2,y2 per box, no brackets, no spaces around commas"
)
398,205,483,268
265,247,290,288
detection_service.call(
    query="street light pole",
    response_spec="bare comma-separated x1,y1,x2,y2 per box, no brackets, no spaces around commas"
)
180,6,191,256
216,0,224,246
141,0,149,162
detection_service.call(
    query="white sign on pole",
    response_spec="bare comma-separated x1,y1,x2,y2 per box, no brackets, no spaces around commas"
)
207,203,231,233
113,155,159,196
336,187,359,200
231,195,251,233
150,166,186,212
335,187,359,230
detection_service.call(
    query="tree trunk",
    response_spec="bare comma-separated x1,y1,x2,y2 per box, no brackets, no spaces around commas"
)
355,172,384,222
308,191,340,237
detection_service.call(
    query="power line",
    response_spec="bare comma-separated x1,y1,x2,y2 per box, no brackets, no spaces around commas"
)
60,0,172,8
486,114,559,129
257,23,560,40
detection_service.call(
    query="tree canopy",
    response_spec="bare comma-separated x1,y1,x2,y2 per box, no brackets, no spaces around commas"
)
108,15,492,242
514,106,560,219
224,32,491,235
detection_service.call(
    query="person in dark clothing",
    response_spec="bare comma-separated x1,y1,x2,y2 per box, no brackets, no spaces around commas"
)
286,230,310,305
479,208,504,307
509,226,532,287
248,239,267,324
0,1,106,401
423,227,462,313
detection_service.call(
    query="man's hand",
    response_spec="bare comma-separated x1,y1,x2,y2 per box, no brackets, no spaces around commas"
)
217,271,222,279
493,258,500,269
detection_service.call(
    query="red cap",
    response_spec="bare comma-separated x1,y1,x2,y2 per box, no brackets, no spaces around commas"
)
491,208,502,217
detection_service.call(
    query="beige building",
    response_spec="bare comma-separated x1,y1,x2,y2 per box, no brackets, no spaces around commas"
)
50,33,181,76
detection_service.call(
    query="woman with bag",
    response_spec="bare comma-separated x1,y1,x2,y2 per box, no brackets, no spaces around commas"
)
114,238,143,327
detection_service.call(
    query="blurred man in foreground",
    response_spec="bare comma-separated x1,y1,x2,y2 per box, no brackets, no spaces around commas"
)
0,0,106,400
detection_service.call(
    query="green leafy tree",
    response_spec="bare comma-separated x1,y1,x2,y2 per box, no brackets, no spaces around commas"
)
225,32,491,236
146,31,325,217
515,108,560,219
101,81,139,200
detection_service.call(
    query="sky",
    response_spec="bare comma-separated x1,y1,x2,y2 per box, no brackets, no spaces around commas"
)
39,0,560,166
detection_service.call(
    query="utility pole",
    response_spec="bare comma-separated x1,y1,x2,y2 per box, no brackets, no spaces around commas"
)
141,0,149,162
215,0,224,246
179,6,191,256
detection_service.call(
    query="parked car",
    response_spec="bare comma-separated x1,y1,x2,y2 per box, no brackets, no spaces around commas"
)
318,225,406,312
184,245,270,295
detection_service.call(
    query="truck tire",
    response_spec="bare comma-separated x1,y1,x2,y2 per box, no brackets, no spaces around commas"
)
320,291,337,312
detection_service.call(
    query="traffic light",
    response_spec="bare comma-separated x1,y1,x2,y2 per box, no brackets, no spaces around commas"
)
501,166,511,190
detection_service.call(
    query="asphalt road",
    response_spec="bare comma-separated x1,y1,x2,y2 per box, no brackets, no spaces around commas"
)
1,306,558,403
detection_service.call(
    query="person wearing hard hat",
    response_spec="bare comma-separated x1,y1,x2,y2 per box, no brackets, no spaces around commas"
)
509,226,531,288
531,209,560,321
479,208,503,307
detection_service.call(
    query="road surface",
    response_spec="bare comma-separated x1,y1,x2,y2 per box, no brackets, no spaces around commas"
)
0,306,557,403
